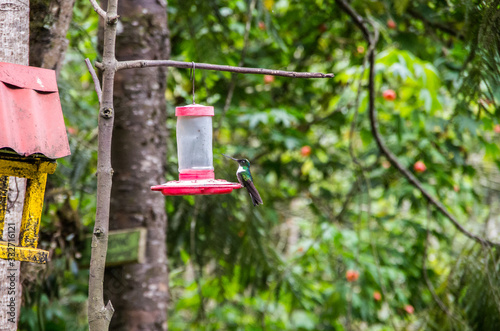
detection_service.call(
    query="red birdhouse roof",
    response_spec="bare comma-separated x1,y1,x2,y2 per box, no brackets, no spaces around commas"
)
0,62,70,159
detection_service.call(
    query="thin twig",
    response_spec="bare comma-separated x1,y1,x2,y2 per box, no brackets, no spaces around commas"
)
88,0,106,19
85,58,102,104
407,8,463,40
367,48,499,246
335,0,500,248
103,59,334,78
335,0,371,42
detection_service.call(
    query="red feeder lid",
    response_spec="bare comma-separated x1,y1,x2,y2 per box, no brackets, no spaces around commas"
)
151,179,242,196
175,104,214,116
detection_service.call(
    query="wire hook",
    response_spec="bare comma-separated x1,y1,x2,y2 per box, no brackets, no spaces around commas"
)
190,61,196,104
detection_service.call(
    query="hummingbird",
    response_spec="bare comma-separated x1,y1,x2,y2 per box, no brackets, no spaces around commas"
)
223,154,263,206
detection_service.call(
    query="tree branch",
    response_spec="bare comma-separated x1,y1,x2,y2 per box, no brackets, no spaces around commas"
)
407,8,463,40
335,0,371,42
88,0,118,330
89,0,106,19
99,59,333,78
335,0,500,248
85,58,102,104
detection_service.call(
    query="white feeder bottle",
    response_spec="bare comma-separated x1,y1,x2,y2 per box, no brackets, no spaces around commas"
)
151,103,241,196
176,104,215,180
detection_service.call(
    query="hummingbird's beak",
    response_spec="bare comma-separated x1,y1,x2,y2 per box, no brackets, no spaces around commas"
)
222,153,238,161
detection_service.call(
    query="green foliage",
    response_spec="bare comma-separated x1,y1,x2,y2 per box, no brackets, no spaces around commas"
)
21,0,500,330
165,0,500,329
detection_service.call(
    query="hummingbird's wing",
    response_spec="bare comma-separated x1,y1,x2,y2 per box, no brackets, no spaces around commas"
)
244,180,263,206
238,171,263,206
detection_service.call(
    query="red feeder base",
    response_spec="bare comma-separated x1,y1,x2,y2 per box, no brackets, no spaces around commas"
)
151,179,242,196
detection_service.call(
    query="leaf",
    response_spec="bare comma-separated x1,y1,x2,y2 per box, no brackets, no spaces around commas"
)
291,310,317,330
484,141,500,161
264,0,274,10
394,0,410,14
419,88,432,112
455,115,479,136
180,248,190,264
301,159,314,175
241,112,269,128
389,62,413,81
270,108,297,127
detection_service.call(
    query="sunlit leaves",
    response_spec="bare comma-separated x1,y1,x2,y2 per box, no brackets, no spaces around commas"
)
376,49,443,115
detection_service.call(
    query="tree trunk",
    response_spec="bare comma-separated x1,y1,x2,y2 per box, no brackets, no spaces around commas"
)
29,0,76,74
102,0,170,330
0,1,74,329
87,0,119,327
0,1,29,330
0,0,29,64
0,178,26,330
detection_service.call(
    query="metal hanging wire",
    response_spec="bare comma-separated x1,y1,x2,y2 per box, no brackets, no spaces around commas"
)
190,61,196,104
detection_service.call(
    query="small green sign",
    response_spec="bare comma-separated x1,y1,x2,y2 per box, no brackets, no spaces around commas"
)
80,227,146,267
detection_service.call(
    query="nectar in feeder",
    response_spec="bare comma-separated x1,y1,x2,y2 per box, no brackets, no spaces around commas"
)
151,104,242,195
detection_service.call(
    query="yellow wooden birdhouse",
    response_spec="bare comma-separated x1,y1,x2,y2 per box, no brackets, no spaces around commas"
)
0,62,70,263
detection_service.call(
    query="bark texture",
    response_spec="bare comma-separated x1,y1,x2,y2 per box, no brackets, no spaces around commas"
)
88,0,119,329
29,0,76,74
0,0,29,64
0,1,29,329
0,178,26,330
102,0,170,330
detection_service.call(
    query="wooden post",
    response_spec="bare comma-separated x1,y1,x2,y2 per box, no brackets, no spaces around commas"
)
0,1,30,329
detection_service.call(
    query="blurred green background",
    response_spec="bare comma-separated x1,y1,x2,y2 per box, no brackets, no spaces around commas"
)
20,0,500,330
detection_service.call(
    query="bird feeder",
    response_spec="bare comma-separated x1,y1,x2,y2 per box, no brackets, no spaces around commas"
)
151,104,241,195
0,62,70,264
